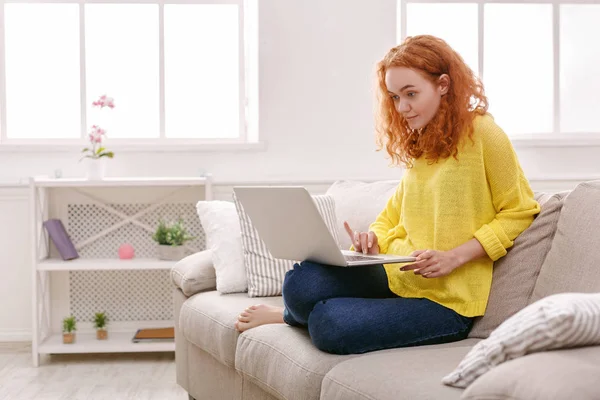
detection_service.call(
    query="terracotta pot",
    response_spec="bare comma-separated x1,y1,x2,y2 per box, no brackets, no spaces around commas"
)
63,332,76,344
96,329,108,340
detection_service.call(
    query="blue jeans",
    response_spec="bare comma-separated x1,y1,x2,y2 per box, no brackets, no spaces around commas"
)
281,261,474,355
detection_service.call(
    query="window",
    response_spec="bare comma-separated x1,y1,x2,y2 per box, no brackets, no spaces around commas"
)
398,0,600,145
0,0,258,148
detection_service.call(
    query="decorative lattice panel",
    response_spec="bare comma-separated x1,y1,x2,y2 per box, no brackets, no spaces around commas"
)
67,202,206,323
67,203,205,258
70,270,172,322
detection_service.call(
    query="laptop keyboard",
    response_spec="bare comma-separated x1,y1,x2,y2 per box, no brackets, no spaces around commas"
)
344,255,383,262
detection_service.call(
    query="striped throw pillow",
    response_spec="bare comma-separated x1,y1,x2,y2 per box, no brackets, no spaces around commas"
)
233,193,340,297
443,292,600,389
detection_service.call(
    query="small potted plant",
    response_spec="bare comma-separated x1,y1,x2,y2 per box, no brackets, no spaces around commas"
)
62,316,77,344
152,218,195,261
94,312,108,340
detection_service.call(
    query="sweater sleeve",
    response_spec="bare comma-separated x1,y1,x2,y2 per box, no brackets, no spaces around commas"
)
368,182,404,255
473,123,541,261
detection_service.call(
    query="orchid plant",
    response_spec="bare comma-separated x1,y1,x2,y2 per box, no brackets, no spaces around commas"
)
81,95,115,161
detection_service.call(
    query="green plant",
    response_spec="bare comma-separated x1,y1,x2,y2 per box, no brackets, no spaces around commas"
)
94,312,108,329
62,316,77,333
152,218,195,246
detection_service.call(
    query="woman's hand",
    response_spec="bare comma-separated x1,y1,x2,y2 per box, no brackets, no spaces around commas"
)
400,249,462,278
344,221,379,255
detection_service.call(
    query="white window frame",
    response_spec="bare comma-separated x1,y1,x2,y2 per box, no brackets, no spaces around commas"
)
0,0,262,152
398,0,600,147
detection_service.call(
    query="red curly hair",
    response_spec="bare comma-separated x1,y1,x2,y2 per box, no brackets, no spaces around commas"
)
375,35,488,167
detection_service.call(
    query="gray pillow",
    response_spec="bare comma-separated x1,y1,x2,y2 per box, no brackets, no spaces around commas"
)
469,191,568,338
531,180,600,302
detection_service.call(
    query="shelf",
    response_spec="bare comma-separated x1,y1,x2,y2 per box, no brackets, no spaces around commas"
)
37,258,176,271
30,175,212,366
39,331,175,354
33,176,209,188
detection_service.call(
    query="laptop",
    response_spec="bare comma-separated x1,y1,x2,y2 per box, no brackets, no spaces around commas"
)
233,186,416,267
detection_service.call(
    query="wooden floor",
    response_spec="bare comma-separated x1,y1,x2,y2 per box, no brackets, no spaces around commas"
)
0,342,188,400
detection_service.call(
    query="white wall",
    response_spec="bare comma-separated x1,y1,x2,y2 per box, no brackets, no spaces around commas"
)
1,0,401,184
1,0,598,184
0,188,31,341
0,0,599,341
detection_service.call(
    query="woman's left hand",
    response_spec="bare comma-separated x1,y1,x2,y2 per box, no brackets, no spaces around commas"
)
400,249,462,278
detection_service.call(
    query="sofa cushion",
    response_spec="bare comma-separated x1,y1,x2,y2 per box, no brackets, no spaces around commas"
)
171,250,217,296
196,200,247,294
179,291,283,367
236,324,356,400
326,180,400,250
320,340,481,400
469,191,568,338
444,292,600,389
531,180,600,302
462,346,600,400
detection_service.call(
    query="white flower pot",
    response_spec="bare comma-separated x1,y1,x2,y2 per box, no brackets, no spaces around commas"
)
157,245,186,261
85,158,107,180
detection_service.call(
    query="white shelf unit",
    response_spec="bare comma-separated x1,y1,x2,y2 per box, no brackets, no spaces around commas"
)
37,258,175,271
29,176,212,367
39,331,176,354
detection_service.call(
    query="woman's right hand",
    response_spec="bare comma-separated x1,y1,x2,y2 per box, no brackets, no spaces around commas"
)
344,221,379,255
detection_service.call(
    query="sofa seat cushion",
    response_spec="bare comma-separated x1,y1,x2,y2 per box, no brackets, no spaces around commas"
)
179,291,283,367
236,324,357,400
237,323,480,400
462,346,600,400
320,339,481,400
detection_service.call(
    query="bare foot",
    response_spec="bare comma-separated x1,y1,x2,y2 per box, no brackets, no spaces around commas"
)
235,304,285,332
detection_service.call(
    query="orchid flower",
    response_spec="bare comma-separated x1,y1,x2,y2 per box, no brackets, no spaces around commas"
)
92,95,115,109
80,95,115,161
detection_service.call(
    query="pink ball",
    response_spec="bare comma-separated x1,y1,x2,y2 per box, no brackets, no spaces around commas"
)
118,243,135,259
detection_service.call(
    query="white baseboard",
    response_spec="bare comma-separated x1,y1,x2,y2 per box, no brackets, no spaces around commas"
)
0,330,31,342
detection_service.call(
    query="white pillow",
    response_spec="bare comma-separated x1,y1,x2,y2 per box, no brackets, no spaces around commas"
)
442,292,600,389
233,193,340,297
325,180,400,250
196,201,247,294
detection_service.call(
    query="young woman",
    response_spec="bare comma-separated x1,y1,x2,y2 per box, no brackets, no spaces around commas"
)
234,35,540,355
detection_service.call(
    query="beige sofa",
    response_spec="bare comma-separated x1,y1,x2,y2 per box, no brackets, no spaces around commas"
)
171,180,600,400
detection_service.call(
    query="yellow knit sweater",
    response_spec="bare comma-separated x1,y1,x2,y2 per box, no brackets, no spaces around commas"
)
370,113,540,317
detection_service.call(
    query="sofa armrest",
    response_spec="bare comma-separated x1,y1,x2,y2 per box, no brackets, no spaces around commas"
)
171,250,216,297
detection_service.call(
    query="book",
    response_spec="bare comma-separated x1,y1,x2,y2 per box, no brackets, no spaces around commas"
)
43,219,79,261
132,327,175,343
